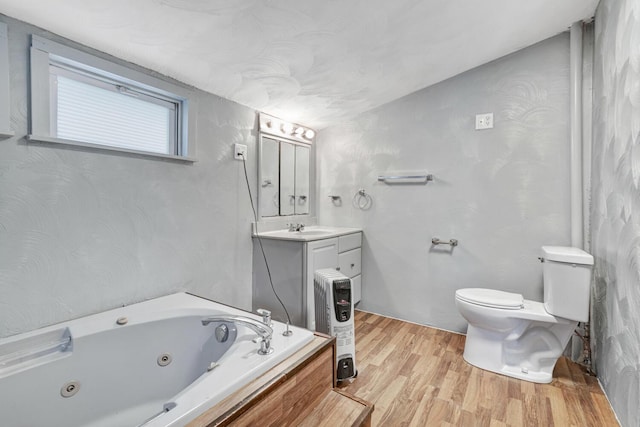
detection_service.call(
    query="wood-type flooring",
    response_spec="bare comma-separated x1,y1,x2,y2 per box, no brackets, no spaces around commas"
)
338,310,619,426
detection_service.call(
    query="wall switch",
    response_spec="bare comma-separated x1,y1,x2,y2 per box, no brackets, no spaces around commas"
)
234,143,247,160
475,113,494,130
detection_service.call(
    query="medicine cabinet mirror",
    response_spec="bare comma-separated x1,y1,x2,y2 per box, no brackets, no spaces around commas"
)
259,135,310,217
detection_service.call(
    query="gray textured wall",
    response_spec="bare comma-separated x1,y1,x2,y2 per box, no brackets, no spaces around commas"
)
592,1,640,426
0,16,259,338
317,34,572,333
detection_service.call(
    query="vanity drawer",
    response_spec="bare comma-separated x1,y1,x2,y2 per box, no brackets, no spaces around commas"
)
338,248,361,277
339,232,362,253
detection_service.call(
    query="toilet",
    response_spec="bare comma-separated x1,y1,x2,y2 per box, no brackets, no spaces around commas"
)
455,246,594,383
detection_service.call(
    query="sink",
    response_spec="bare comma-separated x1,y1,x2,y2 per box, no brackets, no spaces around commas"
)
254,226,362,242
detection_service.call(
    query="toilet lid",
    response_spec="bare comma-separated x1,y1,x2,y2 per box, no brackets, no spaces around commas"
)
455,288,524,310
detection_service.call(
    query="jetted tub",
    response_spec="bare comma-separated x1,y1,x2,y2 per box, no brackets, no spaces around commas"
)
0,293,314,426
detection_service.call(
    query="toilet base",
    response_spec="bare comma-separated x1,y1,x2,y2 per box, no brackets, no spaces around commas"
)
462,352,554,383
462,323,574,384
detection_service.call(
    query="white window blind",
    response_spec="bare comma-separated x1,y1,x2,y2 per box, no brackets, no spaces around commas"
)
53,67,177,155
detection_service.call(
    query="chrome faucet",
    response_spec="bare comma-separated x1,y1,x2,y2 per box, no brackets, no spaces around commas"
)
256,308,272,326
202,315,273,355
287,223,305,232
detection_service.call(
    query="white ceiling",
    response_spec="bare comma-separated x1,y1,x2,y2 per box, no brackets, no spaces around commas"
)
0,0,599,129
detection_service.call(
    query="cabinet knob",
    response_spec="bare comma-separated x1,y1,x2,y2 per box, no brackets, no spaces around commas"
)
351,263,355,268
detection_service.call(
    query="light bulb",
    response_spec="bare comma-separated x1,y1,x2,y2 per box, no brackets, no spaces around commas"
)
281,122,294,134
304,129,315,139
294,127,305,136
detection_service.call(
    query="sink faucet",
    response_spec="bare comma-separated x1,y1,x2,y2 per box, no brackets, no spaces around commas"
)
202,315,273,355
287,223,305,232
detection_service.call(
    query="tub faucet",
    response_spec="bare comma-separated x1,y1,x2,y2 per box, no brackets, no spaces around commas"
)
201,315,273,355
256,308,271,326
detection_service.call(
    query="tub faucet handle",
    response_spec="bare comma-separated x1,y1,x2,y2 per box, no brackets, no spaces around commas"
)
257,308,271,326
203,315,273,355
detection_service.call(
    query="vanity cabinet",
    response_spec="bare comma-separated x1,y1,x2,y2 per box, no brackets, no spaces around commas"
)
252,231,362,330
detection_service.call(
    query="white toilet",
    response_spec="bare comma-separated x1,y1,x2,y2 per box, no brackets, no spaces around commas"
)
455,246,594,383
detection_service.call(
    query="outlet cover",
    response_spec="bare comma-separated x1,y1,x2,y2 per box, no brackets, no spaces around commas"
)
475,113,494,130
234,143,247,160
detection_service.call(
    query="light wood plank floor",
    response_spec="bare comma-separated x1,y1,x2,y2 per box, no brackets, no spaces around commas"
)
338,311,619,427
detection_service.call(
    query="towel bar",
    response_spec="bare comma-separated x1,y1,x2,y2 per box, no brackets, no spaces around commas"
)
377,174,434,183
432,238,458,247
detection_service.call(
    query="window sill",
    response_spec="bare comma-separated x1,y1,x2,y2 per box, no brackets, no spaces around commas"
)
27,135,197,163
0,130,15,139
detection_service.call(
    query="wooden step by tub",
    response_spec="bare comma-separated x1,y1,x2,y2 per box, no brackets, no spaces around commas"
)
188,333,373,426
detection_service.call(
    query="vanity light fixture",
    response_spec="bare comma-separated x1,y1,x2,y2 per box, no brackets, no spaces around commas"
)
259,112,315,144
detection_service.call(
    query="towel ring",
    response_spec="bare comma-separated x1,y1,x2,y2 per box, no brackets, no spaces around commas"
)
352,189,373,210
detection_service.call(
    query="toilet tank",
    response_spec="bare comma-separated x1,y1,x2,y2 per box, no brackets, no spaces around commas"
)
541,246,594,322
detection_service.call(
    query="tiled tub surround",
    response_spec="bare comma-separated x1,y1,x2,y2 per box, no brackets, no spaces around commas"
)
0,293,313,427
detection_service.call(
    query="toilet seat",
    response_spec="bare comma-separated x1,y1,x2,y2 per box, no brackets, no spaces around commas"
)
455,288,524,310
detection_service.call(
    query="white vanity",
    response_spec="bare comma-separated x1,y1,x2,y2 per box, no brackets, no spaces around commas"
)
252,226,362,330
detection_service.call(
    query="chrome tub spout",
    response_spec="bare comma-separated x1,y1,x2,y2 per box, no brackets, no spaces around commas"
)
202,316,273,355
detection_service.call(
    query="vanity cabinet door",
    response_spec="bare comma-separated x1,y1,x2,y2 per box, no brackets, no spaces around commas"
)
252,239,305,326
304,238,339,330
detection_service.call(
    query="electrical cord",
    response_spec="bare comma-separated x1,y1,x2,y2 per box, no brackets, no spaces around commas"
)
239,153,293,327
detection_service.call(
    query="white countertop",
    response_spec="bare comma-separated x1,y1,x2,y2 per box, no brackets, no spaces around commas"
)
253,225,362,242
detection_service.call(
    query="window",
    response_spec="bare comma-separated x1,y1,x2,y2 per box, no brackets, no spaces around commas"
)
52,65,178,155
29,35,195,161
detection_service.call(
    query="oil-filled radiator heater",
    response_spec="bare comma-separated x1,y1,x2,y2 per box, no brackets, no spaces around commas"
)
314,268,357,381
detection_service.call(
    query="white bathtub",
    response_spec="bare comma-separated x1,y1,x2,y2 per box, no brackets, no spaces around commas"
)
0,293,314,426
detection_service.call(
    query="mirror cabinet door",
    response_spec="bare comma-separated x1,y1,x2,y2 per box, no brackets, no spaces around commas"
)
259,134,311,218
260,137,280,217
294,145,310,214
279,141,296,216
